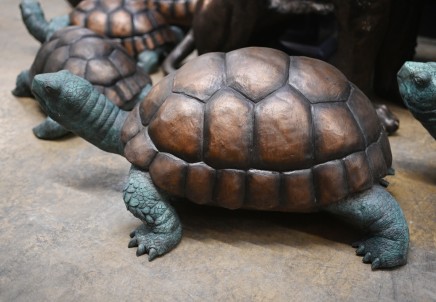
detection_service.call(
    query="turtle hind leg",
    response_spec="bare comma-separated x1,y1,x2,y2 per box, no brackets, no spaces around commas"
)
325,185,409,270
12,70,32,97
124,166,182,261
33,117,70,139
137,49,163,74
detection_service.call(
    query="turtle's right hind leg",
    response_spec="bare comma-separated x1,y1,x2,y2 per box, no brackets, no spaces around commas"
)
33,117,70,139
12,70,32,97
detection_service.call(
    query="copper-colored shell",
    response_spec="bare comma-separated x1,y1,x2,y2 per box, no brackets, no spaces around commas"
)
70,0,178,57
29,26,151,109
121,47,391,212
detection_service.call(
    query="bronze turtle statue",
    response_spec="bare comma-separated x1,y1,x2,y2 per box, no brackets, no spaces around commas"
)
13,26,151,139
20,0,180,72
398,61,436,140
32,47,409,269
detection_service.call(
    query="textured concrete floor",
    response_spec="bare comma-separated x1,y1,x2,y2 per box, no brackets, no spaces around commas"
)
1,0,436,301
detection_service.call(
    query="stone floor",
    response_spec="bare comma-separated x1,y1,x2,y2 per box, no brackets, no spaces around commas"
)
1,0,435,301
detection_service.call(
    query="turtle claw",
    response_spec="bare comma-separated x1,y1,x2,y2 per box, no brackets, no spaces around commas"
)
128,238,138,248
136,244,147,257
363,252,372,263
351,236,407,269
371,258,381,270
356,245,365,256
148,248,158,261
128,223,182,261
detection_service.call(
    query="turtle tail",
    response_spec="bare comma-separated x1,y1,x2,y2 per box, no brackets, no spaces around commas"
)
20,0,69,42
162,29,195,74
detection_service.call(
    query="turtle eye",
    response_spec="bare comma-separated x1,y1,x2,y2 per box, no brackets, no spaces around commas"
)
45,84,58,95
413,74,430,88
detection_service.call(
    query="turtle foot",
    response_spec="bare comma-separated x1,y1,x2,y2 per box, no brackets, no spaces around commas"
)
12,70,32,97
32,117,70,139
352,235,408,270
128,223,182,261
375,104,399,135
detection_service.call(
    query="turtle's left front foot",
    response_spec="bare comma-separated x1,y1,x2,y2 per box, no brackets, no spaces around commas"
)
128,223,182,261
353,232,408,270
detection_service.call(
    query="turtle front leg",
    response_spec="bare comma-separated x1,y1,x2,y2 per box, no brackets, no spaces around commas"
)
124,166,182,261
325,185,409,270
32,116,70,139
12,70,32,97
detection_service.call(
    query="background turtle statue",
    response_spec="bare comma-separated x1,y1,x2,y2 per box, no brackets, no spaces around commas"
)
32,47,409,269
398,61,436,140
12,26,152,139
20,0,181,72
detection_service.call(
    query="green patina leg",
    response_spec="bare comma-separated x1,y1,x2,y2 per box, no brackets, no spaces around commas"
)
12,70,32,97
124,166,182,261
137,49,163,74
325,185,409,270
32,116,70,139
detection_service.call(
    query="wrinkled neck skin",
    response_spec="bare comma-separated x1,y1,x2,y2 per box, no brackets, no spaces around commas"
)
54,89,127,155
403,93,436,140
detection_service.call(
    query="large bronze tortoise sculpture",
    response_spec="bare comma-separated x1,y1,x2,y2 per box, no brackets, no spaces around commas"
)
20,0,180,72
32,47,409,269
13,26,151,139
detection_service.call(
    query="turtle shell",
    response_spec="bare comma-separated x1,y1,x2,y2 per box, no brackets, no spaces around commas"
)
69,0,178,57
29,26,151,109
121,47,392,212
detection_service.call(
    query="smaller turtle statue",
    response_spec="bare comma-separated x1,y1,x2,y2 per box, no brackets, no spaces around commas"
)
31,47,409,269
20,0,181,72
12,26,152,139
398,61,436,139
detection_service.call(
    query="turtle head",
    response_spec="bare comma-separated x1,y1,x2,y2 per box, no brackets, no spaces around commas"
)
32,70,94,122
397,61,436,113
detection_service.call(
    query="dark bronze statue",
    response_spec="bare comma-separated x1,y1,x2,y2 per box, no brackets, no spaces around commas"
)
13,26,151,139
32,47,409,269
20,0,181,72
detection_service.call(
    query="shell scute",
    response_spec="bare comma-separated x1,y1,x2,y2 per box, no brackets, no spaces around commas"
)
254,85,313,171
86,58,119,86
148,94,204,163
245,170,280,210
312,103,365,164
204,89,253,169
42,45,69,72
313,160,349,206
288,56,350,104
63,57,87,78
149,153,187,197
226,47,289,102
86,10,107,36
185,163,215,205
109,9,133,37
213,170,245,209
173,52,225,101
346,86,382,144
281,169,315,212
140,73,175,125
343,151,373,193
70,36,112,60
